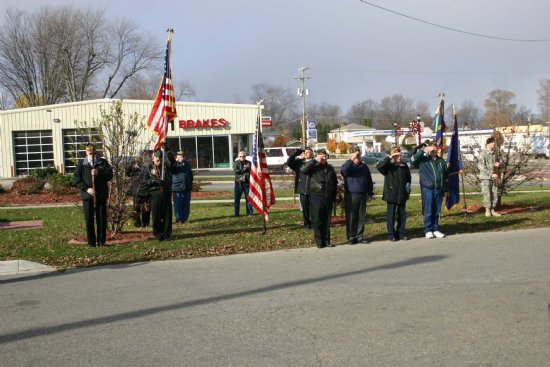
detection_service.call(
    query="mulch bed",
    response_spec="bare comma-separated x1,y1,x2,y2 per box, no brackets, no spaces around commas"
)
68,231,154,245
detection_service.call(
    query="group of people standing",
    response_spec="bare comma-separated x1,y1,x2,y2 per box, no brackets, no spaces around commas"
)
288,146,411,248
76,137,502,249
75,144,193,247
285,137,502,248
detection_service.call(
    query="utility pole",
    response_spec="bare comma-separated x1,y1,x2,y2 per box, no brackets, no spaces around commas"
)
295,67,310,148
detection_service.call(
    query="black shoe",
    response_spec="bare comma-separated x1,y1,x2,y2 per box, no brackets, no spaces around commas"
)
316,244,326,248
325,243,335,248
399,236,409,241
359,239,370,244
348,240,358,245
389,237,397,242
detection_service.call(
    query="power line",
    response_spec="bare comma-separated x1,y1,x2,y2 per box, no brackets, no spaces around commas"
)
359,0,550,42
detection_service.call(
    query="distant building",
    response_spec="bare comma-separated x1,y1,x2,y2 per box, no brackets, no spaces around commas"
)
0,99,261,177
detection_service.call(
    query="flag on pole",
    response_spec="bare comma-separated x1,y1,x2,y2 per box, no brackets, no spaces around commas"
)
248,115,275,223
445,105,463,211
147,33,177,151
433,98,446,156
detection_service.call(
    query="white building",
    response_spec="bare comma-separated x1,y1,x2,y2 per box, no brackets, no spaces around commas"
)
0,99,261,177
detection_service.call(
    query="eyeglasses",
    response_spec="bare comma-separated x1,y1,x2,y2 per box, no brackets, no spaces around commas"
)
239,155,245,157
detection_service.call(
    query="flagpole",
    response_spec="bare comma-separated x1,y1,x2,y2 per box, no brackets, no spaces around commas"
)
161,28,174,181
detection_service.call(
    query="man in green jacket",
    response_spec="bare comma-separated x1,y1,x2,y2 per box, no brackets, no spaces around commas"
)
412,142,448,239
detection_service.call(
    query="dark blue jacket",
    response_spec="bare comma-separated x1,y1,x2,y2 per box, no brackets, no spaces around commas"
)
340,159,374,195
172,160,193,192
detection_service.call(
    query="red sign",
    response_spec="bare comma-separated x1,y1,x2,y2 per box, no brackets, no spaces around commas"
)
262,116,272,127
179,118,227,129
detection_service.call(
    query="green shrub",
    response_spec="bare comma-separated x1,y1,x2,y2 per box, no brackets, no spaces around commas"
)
47,173,75,195
30,166,58,180
11,177,44,194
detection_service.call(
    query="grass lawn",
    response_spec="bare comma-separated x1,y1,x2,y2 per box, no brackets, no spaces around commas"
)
1,191,550,269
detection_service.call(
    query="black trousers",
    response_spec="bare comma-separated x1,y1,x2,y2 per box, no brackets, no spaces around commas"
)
82,197,108,246
299,193,311,228
150,190,172,241
386,202,407,239
133,194,151,227
344,192,367,242
309,195,333,247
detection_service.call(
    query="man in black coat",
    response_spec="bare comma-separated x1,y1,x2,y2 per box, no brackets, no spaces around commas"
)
126,156,150,228
74,143,113,247
377,147,412,241
286,147,313,228
143,149,174,241
233,151,253,217
300,149,337,248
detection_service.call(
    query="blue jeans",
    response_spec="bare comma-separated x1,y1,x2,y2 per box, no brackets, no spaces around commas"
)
421,187,443,233
234,182,253,216
173,191,191,223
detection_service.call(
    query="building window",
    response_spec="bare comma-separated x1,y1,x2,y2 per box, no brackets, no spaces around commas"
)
167,135,231,170
213,136,230,168
62,129,102,173
13,130,54,176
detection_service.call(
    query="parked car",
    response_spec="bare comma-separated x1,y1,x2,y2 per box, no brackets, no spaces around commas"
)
264,147,300,173
362,151,389,165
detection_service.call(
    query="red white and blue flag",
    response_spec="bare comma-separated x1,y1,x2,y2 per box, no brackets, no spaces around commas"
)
248,115,275,223
147,35,177,151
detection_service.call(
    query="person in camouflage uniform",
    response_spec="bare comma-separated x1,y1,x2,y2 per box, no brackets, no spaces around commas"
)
477,137,502,217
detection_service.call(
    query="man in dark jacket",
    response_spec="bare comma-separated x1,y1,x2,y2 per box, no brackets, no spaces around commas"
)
172,150,194,224
126,156,150,228
377,147,412,241
286,147,313,228
412,142,448,239
143,149,174,241
301,149,337,248
233,151,253,217
74,143,113,247
341,147,374,245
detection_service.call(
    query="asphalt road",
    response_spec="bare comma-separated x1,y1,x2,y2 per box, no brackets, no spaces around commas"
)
1,228,549,366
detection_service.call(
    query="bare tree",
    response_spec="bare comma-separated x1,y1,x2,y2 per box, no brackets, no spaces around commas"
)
536,78,548,123
0,4,162,107
456,100,481,130
120,73,195,101
249,83,298,131
346,99,379,126
100,18,161,99
309,102,341,125
378,94,413,129
481,89,516,128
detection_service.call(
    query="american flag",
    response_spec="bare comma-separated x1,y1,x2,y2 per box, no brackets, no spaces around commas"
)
248,116,275,223
147,35,177,151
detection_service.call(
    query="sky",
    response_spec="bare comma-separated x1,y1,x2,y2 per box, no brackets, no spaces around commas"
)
2,0,550,118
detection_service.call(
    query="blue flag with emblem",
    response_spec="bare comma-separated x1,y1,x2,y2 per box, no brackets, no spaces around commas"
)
445,105,463,211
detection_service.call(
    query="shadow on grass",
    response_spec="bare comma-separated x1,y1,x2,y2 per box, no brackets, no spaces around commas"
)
0,254,447,344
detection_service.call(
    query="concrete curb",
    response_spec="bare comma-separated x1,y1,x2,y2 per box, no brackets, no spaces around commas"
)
0,260,57,279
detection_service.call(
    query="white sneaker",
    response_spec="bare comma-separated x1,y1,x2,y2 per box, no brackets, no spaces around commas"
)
433,231,446,238
425,231,435,239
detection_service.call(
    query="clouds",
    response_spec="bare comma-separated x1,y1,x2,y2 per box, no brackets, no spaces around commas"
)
2,0,549,115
